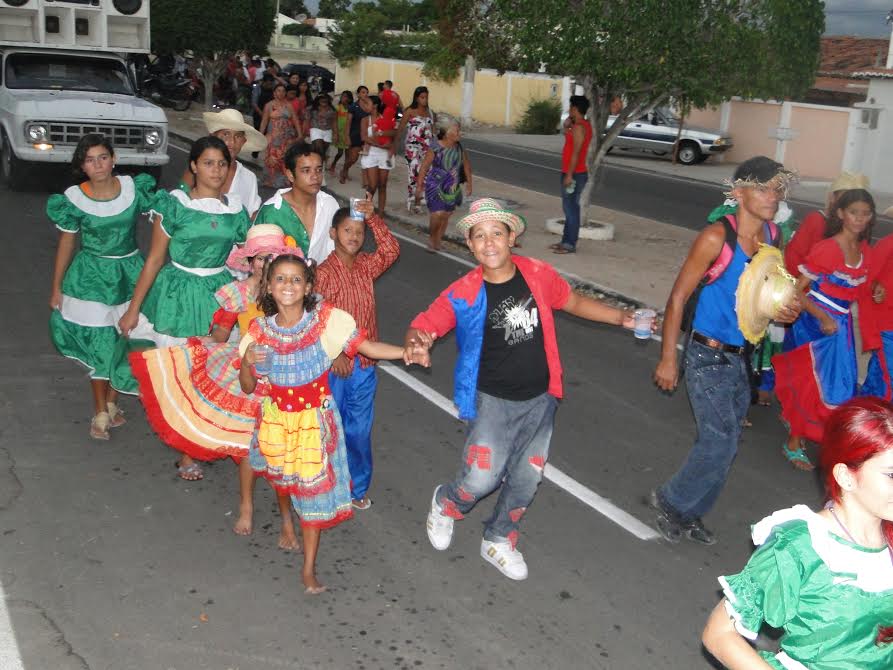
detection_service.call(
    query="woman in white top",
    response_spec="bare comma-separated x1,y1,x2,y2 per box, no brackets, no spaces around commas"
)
180,108,266,218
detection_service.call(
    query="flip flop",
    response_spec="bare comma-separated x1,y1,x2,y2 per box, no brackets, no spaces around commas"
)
175,460,204,481
351,497,373,510
782,441,814,471
548,243,563,251
304,585,327,595
552,247,576,255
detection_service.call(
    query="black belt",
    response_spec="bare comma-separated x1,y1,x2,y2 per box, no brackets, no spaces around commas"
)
691,331,745,355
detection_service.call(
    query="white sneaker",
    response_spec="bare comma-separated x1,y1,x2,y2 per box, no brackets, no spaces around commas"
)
426,486,454,551
480,539,528,581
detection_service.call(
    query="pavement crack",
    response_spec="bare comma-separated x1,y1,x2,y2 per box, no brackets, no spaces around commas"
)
0,446,23,511
6,599,91,670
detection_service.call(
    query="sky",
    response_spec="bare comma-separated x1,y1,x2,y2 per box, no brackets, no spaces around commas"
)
825,0,893,36
301,1,893,38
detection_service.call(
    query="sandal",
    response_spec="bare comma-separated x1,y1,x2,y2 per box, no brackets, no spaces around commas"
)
90,411,110,441
548,243,563,251
552,247,576,255
175,460,204,481
782,440,814,471
351,497,373,510
107,402,126,428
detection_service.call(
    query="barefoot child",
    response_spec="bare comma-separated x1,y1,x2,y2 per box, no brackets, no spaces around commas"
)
407,198,638,581
239,254,427,593
315,197,400,509
129,225,303,549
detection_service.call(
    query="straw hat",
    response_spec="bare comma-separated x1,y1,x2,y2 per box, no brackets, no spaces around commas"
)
735,245,797,345
203,108,268,154
455,198,527,237
226,224,301,271
829,172,869,193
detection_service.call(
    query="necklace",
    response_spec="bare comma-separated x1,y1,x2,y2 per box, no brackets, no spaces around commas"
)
826,503,893,564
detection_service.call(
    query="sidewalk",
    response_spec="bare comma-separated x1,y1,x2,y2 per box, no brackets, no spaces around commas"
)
165,110,696,310
466,129,893,209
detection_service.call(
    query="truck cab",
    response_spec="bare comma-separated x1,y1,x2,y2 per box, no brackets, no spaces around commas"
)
0,0,168,189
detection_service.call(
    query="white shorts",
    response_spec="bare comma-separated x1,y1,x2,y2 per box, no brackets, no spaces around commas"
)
309,128,332,143
360,146,393,170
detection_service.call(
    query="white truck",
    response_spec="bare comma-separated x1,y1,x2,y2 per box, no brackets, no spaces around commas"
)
0,0,168,190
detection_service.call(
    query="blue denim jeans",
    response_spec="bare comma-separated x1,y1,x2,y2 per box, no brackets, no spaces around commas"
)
657,339,750,522
436,391,557,545
559,172,589,250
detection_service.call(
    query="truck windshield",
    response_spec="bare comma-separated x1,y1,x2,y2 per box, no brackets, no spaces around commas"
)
4,53,133,95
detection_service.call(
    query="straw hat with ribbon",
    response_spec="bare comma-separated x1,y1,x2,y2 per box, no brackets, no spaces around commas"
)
203,108,268,154
829,172,869,194
735,244,797,345
455,198,527,236
226,224,300,272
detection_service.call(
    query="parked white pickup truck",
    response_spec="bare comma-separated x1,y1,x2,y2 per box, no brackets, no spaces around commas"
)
0,46,168,189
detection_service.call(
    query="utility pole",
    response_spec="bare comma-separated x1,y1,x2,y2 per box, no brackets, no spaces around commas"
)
886,8,893,68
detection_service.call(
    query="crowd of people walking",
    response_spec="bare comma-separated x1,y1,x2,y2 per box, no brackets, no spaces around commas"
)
45,78,893,667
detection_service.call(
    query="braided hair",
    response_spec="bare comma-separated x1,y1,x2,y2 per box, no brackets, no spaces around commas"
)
256,254,318,316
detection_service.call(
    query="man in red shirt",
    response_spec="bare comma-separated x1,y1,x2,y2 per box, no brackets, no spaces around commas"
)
551,95,592,255
315,198,400,510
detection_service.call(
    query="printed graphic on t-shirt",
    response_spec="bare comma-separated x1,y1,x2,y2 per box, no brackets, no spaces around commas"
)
488,294,539,346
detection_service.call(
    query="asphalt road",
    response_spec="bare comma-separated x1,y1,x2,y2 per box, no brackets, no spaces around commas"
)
462,138,893,239
0,148,824,670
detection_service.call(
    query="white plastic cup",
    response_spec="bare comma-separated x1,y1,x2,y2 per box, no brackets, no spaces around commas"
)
253,344,273,376
349,198,365,221
633,309,656,339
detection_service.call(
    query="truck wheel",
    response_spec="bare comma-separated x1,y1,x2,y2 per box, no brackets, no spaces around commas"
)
0,132,26,191
676,141,703,166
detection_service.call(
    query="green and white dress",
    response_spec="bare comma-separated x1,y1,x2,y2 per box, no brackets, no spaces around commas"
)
113,190,250,393
720,505,893,669
47,174,156,380
131,189,250,344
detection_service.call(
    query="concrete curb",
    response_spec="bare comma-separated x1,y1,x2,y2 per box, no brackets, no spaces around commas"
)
168,129,650,310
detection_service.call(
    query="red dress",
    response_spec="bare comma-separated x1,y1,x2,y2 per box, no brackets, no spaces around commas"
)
784,210,826,277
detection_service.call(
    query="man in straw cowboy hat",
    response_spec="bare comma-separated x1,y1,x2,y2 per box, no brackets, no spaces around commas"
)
180,108,268,218
405,198,641,580
651,156,802,545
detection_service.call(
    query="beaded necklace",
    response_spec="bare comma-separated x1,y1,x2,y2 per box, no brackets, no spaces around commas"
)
826,503,893,565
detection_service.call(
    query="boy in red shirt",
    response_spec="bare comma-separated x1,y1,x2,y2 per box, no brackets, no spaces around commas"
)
316,197,400,509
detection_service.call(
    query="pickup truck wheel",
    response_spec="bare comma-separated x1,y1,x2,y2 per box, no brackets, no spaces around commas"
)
0,132,27,191
676,141,702,166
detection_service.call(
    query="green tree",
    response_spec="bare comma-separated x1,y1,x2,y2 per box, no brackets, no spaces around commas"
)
429,0,824,212
317,0,350,18
283,22,320,36
152,0,276,109
279,0,310,18
327,4,389,65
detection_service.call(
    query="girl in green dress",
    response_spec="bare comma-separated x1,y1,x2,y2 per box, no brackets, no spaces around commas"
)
48,134,157,441
702,396,893,669
117,136,250,480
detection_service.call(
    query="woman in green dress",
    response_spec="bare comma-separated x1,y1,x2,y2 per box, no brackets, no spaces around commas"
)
117,135,250,480
48,134,157,441
702,396,893,669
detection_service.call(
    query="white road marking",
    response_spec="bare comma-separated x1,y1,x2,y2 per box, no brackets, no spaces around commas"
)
0,581,25,670
378,362,661,541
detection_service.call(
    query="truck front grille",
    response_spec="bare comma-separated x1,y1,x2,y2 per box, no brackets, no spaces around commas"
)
46,123,149,148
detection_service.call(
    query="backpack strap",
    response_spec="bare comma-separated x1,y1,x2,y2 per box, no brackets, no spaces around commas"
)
703,215,738,284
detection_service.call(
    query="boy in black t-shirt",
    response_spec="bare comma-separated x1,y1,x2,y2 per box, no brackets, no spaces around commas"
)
405,198,637,580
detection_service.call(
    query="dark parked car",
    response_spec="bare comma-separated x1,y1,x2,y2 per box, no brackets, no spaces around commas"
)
282,63,335,94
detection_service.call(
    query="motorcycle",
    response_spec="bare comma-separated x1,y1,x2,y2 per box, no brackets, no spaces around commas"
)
141,72,193,112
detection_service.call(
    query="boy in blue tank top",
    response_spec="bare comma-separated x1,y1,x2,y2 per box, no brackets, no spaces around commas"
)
650,156,802,544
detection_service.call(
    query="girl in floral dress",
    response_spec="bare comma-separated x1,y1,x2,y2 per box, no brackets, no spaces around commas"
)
260,83,302,188
394,86,434,213
130,225,303,548
48,134,157,440
702,396,893,670
116,136,251,480
238,254,426,594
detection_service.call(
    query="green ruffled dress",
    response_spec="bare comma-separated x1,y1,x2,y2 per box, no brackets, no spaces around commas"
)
112,190,250,393
47,174,156,379
720,505,893,669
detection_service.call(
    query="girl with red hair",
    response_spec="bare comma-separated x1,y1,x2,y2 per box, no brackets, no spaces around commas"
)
702,396,893,669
